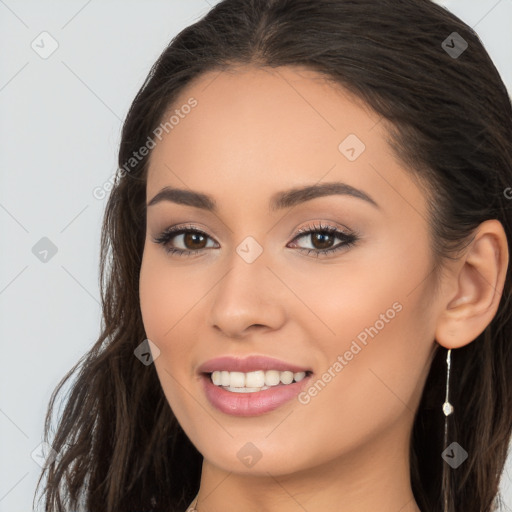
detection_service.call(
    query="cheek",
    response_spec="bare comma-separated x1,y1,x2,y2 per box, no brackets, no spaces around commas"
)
139,249,200,342
287,227,428,338
293,299,433,468
139,251,201,415
299,243,434,423
139,255,196,406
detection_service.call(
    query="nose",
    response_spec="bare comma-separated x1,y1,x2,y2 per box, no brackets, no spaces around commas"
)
208,247,288,339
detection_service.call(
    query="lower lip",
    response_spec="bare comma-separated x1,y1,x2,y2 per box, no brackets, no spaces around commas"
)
201,373,313,417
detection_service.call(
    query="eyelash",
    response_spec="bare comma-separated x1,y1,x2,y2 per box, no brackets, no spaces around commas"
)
152,221,359,258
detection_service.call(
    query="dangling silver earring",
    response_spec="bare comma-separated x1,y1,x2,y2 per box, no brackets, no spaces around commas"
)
442,348,453,512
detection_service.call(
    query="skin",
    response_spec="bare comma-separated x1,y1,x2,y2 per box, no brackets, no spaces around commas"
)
139,65,509,512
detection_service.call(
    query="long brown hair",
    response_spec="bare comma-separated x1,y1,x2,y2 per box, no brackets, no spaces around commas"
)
35,1,512,510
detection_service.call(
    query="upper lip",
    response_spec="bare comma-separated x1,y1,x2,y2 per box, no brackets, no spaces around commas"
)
198,355,312,374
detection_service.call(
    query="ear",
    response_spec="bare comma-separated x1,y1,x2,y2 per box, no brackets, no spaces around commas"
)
435,219,509,349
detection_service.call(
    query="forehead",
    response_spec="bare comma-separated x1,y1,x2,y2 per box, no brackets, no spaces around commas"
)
148,65,381,174
146,65,425,221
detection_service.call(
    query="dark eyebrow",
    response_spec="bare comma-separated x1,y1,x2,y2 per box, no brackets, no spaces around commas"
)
147,182,379,212
269,182,379,211
147,187,216,211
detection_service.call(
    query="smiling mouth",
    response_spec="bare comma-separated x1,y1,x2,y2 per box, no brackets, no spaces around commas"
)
204,369,313,393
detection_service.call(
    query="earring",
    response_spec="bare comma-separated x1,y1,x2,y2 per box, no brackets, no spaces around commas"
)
442,348,454,416
442,348,454,512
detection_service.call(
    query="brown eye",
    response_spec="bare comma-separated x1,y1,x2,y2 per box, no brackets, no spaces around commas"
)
152,226,218,256
153,223,358,258
288,222,359,257
183,232,208,250
309,232,336,250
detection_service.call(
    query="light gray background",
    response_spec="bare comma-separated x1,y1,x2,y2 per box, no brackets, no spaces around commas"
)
1,1,511,510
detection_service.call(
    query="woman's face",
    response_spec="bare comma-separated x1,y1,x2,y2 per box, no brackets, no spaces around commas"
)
140,65,439,476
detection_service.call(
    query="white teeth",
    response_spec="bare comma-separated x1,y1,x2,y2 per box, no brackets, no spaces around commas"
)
264,370,281,386
294,371,306,382
221,371,230,386
229,371,246,387
280,371,294,385
245,370,265,388
210,369,309,390
224,385,271,393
